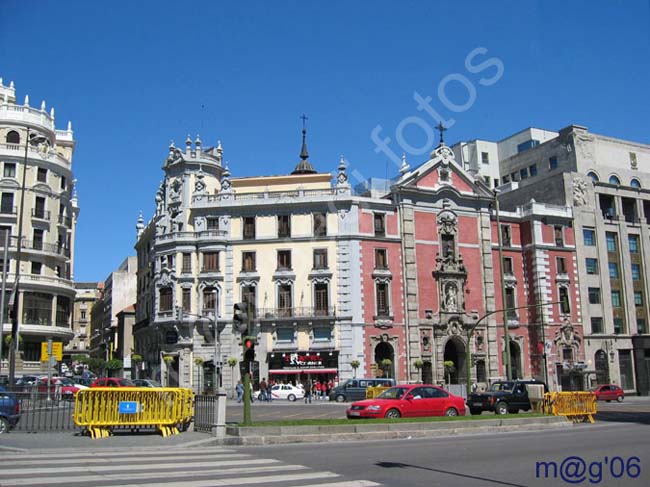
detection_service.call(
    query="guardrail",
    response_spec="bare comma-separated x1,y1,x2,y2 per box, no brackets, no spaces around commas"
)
542,391,597,423
74,387,194,439
366,386,390,399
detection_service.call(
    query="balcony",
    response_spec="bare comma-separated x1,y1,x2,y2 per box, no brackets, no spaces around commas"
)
155,229,227,246
0,206,17,216
58,214,72,226
22,239,70,257
32,208,51,221
258,307,336,320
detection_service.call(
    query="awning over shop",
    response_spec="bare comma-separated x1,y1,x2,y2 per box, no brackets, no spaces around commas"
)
269,369,338,375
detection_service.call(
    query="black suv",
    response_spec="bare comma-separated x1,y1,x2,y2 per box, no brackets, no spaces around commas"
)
467,379,547,415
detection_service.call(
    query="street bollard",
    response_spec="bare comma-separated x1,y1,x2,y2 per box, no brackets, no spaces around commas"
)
213,388,227,438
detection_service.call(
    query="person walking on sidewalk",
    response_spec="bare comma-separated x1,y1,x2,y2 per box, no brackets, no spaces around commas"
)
304,380,312,403
235,380,244,403
259,378,268,402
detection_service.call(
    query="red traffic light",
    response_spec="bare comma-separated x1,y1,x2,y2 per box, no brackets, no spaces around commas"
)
244,338,255,350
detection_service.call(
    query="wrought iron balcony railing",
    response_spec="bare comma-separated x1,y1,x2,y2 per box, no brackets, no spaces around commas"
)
257,306,336,320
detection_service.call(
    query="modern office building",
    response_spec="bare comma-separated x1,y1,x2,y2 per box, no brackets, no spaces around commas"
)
0,78,79,376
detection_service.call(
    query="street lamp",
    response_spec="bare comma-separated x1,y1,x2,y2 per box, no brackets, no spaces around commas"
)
465,301,560,398
8,128,48,385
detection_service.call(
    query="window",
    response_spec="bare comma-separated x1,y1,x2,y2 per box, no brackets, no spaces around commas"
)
554,226,564,246
587,171,599,182
313,212,327,237
510,172,518,182
313,326,331,340
1,193,14,214
630,264,640,281
374,213,386,236
34,196,46,219
6,131,20,144
3,163,15,178
608,262,619,279
33,229,43,250
278,284,292,315
556,257,567,274
207,218,219,230
501,225,511,246
611,290,622,307
159,288,173,312
638,319,647,335
313,249,328,269
548,157,558,170
481,152,489,164
606,232,617,252
277,327,294,342
182,253,192,273
614,318,625,335
502,175,510,185
583,229,595,246
37,167,47,183
588,287,601,304
376,282,390,317
503,257,513,275
202,252,219,272
484,176,491,186
23,292,52,326
31,261,42,275
375,248,388,269
202,287,218,313
243,217,255,240
586,258,598,274
242,251,256,272
517,139,539,152
242,285,256,310
60,176,67,190
277,250,291,270
628,235,639,253
591,317,603,334
519,168,528,180
559,287,570,314
182,288,191,312
634,291,643,307
505,288,516,318
608,175,620,186
278,215,291,238
314,283,329,315
529,164,538,177
562,348,574,362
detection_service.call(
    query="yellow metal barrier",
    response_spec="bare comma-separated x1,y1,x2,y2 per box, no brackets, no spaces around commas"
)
543,391,598,423
366,386,390,399
74,387,194,439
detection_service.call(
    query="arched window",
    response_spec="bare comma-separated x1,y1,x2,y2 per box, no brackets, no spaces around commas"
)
6,131,20,144
608,175,620,186
587,171,599,182
202,286,219,315
630,178,641,188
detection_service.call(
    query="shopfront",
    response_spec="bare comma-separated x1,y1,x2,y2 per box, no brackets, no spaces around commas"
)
267,351,339,386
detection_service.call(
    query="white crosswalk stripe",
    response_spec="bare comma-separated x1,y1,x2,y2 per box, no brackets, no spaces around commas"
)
0,447,383,487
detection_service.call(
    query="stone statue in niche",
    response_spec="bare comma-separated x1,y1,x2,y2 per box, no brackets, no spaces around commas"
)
445,282,458,312
170,178,182,201
572,178,588,207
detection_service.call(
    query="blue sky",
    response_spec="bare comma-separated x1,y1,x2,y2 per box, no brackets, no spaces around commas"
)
2,0,649,282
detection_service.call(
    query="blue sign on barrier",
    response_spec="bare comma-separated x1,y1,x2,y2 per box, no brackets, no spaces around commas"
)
118,401,140,414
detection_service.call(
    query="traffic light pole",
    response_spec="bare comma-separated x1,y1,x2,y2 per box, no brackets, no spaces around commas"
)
242,303,253,426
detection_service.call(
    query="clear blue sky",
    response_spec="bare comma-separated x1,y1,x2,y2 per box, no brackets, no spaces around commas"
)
2,1,649,282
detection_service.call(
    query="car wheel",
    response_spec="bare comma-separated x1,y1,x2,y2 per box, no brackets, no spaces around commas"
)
445,408,458,417
0,417,10,434
384,408,401,419
469,408,482,415
335,394,346,403
495,402,508,415
287,394,296,402
617,395,624,403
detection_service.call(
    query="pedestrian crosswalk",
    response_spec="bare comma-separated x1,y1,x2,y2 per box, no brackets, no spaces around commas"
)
0,447,382,487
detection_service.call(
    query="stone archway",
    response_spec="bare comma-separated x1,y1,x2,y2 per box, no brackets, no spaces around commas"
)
509,341,522,380
374,342,395,378
443,338,466,384
595,350,610,385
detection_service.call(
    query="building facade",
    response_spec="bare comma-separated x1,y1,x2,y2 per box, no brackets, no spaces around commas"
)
64,281,101,361
0,78,79,375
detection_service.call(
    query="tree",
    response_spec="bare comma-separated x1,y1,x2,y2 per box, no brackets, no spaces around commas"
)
163,355,175,386
444,360,456,386
227,357,238,398
350,360,360,378
106,359,123,377
413,359,424,383
380,358,393,379
194,357,205,392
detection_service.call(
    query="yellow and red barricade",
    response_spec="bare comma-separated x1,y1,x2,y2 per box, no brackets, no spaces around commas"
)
543,391,597,423
74,387,194,439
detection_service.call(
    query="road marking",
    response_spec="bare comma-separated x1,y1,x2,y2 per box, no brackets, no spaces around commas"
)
1,452,250,466
98,471,340,487
0,447,236,461
306,482,382,487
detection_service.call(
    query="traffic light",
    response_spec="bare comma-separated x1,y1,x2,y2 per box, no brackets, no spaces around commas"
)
233,302,249,334
175,307,183,321
243,337,255,351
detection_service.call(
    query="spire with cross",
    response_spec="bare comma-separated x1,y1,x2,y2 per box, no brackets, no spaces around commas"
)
436,121,447,147
292,114,317,174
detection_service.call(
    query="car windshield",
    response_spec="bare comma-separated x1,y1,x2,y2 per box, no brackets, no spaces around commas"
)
119,379,135,386
490,382,514,392
376,387,409,399
59,378,74,386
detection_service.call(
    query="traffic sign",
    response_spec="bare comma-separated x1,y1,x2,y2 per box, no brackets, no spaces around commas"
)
41,341,63,361
118,401,141,414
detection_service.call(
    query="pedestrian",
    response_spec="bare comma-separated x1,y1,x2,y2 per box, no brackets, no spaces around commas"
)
267,379,274,402
259,378,268,402
235,380,244,403
304,380,312,403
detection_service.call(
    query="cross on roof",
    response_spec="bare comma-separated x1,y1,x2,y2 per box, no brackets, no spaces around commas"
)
300,114,308,131
436,122,447,145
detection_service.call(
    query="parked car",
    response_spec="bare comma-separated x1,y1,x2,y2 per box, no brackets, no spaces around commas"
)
467,379,547,415
347,384,465,419
329,378,396,403
592,384,624,402
265,384,304,401
36,377,83,399
90,378,136,388
0,386,21,433
133,379,163,388
16,375,40,386
72,376,94,387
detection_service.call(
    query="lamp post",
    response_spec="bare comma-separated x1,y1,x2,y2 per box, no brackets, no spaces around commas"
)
187,289,222,394
8,128,48,385
493,189,511,381
465,301,560,398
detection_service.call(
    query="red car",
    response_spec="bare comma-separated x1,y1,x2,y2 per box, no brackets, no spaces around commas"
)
592,384,624,402
36,377,82,398
346,384,466,419
90,378,136,388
